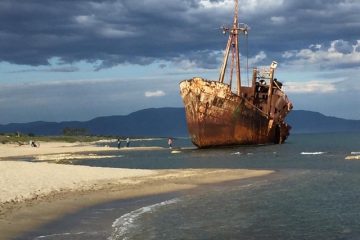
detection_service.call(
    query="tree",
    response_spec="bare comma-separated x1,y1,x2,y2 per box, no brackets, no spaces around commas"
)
62,127,88,136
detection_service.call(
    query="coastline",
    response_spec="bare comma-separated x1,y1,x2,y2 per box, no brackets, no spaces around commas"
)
0,142,274,239
0,141,165,159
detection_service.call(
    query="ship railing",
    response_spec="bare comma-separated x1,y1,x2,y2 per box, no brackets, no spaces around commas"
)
242,94,271,119
245,93,276,119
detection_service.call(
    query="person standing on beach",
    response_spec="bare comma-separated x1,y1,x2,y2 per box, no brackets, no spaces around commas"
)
168,138,173,149
126,137,130,147
117,138,121,149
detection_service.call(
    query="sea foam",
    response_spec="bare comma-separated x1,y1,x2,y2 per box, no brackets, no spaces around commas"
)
108,198,180,240
301,152,326,155
35,231,89,239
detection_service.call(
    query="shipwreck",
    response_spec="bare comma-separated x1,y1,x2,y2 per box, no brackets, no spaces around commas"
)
179,0,293,148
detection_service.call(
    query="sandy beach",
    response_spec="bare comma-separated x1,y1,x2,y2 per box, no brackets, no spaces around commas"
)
0,141,166,159
0,141,273,239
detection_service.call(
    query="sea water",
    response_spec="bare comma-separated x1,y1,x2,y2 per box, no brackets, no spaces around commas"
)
19,133,360,240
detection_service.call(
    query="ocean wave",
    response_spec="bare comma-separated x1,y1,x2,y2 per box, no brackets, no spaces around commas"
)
108,198,180,240
171,150,182,154
351,152,360,155
231,152,255,156
231,152,242,155
301,152,326,155
35,153,119,161
35,231,89,239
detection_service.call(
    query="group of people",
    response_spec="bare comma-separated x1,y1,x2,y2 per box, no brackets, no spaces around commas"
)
117,137,130,149
116,137,175,149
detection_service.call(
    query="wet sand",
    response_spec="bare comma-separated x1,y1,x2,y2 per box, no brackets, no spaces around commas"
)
0,142,273,239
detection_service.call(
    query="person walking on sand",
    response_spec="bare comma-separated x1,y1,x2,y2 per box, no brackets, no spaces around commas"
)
168,137,173,149
126,137,130,147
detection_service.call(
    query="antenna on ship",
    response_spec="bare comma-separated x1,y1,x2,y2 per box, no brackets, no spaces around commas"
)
218,0,249,95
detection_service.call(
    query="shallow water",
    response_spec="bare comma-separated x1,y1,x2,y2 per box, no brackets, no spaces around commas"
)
18,133,360,240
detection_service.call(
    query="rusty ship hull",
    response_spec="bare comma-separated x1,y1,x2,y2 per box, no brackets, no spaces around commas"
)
180,77,291,148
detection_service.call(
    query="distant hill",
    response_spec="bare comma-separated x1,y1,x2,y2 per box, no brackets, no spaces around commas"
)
0,108,359,136
0,108,188,137
286,110,360,133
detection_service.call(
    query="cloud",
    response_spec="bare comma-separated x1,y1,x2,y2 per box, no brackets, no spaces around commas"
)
247,51,267,67
170,49,268,71
144,90,166,97
200,0,284,12
99,28,137,39
74,15,96,25
8,66,79,73
284,81,336,94
282,40,360,69
270,16,286,25
171,50,222,70
284,76,360,119
74,14,138,39
1,0,360,70
283,71,360,94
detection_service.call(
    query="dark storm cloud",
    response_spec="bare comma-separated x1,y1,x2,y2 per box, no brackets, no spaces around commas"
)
1,0,360,68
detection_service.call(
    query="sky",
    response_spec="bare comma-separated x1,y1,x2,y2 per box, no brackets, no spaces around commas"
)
1,0,360,124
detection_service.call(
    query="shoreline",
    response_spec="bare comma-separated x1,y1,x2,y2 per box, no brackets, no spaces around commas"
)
0,141,167,160
0,168,273,239
0,142,274,239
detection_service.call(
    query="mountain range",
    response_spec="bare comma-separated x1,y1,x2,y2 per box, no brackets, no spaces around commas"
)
0,108,359,137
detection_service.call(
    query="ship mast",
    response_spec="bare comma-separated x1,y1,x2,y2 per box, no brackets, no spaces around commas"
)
218,0,248,95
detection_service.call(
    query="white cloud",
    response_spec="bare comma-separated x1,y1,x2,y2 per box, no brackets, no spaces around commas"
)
74,15,96,25
199,0,284,12
309,44,322,50
75,14,136,39
284,81,336,94
270,16,286,25
282,40,360,69
242,0,284,10
144,90,165,97
282,50,295,59
171,50,223,70
175,59,198,70
248,51,267,66
99,28,136,38
199,0,233,10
